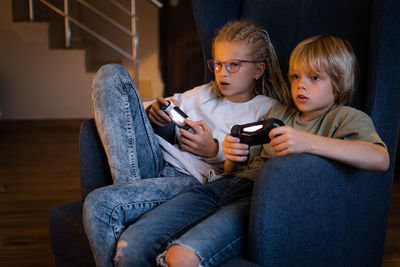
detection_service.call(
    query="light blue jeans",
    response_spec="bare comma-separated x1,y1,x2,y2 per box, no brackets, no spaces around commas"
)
114,176,253,267
83,64,200,266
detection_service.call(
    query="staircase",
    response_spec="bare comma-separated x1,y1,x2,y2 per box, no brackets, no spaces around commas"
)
0,0,163,119
12,0,162,78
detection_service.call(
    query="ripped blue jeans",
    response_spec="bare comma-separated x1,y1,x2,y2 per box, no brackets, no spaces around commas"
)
83,64,200,267
113,176,253,267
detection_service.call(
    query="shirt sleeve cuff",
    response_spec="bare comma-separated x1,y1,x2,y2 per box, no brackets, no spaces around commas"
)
203,138,225,164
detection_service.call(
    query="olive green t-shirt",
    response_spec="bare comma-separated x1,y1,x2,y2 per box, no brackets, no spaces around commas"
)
230,105,386,182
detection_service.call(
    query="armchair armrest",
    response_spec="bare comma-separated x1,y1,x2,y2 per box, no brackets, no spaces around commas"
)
79,119,113,200
248,153,392,266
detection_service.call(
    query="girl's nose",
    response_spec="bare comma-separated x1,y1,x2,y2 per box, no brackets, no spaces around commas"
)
219,65,230,76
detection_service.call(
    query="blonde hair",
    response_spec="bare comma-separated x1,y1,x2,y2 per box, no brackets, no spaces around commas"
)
288,35,359,106
211,21,292,106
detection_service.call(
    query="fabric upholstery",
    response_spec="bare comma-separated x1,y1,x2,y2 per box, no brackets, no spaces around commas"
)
49,200,95,266
79,120,112,200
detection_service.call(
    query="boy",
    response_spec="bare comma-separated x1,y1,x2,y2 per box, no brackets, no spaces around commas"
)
223,35,389,177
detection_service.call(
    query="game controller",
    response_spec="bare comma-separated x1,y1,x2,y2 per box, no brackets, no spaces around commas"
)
160,100,193,132
230,118,284,164
230,118,284,146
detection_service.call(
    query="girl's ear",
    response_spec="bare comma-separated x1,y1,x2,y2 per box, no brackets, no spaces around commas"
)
255,62,266,79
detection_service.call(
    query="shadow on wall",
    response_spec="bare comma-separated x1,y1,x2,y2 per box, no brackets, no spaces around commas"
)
159,0,204,97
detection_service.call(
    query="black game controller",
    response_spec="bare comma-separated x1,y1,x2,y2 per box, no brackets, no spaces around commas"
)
230,118,284,164
160,100,194,133
230,118,284,146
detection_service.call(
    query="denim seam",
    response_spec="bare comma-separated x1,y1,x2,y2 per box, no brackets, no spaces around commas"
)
109,199,169,222
122,84,139,180
202,233,246,267
156,206,219,252
108,199,166,240
131,85,163,174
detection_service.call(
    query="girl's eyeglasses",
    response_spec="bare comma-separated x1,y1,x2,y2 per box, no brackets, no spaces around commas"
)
207,59,259,73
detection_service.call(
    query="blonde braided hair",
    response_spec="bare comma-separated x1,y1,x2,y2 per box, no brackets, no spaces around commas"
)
211,21,292,106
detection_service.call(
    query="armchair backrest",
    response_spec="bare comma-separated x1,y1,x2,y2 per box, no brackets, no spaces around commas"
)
191,1,399,265
192,0,400,165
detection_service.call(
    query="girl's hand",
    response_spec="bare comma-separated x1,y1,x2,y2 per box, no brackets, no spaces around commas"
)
146,97,178,127
222,134,249,163
178,119,218,158
269,126,312,156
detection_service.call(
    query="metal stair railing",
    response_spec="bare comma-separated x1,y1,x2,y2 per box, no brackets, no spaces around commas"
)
28,0,162,82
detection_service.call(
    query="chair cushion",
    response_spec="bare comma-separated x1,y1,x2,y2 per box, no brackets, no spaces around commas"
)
49,200,95,267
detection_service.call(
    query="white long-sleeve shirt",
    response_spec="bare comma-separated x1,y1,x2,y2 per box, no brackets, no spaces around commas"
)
147,83,277,183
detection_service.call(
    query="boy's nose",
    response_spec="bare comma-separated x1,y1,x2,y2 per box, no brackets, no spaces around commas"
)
297,77,308,90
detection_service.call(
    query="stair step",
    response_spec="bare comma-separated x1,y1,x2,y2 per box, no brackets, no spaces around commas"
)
12,0,124,73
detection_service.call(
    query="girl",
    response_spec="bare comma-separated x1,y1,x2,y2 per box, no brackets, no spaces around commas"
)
83,21,290,267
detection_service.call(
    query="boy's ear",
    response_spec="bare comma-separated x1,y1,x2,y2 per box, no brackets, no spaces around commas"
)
255,62,266,79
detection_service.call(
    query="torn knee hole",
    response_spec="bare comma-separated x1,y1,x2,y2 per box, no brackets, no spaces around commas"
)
114,240,128,262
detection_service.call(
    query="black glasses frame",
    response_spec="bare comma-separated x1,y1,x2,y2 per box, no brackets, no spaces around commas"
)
207,59,259,73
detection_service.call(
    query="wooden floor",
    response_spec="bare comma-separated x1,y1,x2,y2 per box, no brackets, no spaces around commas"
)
0,120,399,266
0,120,83,266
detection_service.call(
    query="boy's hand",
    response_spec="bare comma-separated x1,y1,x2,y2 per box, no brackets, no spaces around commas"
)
179,119,218,158
269,126,312,156
222,134,249,163
146,97,178,127
270,126,389,171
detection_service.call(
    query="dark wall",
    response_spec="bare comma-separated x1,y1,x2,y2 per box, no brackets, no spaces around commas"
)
159,0,204,96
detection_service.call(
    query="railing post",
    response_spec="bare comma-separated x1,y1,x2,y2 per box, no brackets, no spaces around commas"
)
38,0,160,76
64,0,71,48
131,0,138,84
29,0,34,21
